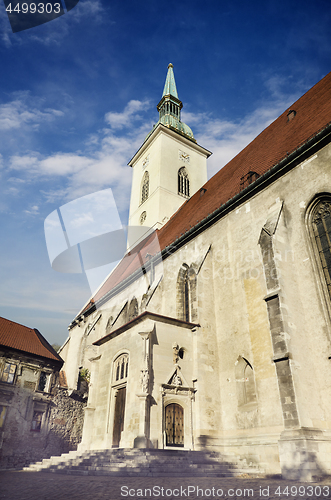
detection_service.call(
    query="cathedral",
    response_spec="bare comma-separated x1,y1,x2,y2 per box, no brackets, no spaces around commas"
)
60,65,331,480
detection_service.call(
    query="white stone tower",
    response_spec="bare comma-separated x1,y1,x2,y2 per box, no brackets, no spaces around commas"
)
128,64,211,230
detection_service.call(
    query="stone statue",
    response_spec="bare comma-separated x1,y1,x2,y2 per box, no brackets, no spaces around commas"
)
173,342,179,364
140,369,149,393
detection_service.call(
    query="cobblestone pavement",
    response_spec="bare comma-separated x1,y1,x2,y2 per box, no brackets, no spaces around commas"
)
0,471,331,500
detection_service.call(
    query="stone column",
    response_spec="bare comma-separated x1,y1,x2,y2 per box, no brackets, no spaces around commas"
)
78,354,101,451
134,329,152,448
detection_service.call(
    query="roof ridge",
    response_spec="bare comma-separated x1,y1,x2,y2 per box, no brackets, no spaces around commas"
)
0,315,34,331
33,328,63,362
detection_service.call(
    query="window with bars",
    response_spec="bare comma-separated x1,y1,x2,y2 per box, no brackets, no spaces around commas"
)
37,371,50,392
114,354,129,383
141,171,149,204
178,167,190,197
0,362,16,384
311,199,331,300
31,411,43,432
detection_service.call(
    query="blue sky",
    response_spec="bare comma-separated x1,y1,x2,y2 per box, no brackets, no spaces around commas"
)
0,0,331,345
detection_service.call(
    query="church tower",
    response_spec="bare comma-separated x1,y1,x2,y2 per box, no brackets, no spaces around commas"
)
128,63,211,230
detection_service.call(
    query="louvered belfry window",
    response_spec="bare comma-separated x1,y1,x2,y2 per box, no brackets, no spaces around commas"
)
312,199,331,299
141,171,149,204
178,167,190,197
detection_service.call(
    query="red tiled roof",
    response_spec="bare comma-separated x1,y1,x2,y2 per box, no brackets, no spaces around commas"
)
78,71,331,318
83,230,160,311
0,316,63,363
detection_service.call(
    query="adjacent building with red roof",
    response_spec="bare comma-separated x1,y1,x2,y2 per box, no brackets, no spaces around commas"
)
0,316,63,364
0,317,84,469
60,66,331,480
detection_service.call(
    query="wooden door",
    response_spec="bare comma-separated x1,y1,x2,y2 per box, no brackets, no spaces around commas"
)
112,387,126,447
165,403,184,447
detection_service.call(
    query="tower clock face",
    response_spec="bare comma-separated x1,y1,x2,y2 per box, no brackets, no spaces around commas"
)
178,150,190,163
142,154,150,168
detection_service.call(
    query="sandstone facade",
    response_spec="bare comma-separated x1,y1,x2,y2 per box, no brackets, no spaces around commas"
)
61,68,331,481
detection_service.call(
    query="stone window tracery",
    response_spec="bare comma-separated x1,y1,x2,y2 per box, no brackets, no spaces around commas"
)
310,198,331,300
114,354,129,383
141,171,149,204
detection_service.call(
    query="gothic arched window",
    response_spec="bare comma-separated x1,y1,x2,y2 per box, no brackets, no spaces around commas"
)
176,265,197,322
183,274,190,322
141,171,149,204
310,197,331,301
178,167,190,198
114,354,129,383
235,356,257,410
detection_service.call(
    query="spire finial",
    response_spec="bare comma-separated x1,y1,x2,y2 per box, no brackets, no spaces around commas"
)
162,63,178,98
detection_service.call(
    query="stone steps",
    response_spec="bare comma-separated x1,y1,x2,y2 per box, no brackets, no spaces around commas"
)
23,448,264,477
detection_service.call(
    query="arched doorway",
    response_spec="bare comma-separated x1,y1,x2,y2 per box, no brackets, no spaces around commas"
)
165,403,184,447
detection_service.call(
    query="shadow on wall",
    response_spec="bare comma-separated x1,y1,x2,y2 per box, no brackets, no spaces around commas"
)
281,449,331,482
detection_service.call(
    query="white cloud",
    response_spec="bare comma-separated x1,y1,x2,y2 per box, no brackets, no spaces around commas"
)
7,99,153,214
6,86,303,216
1,0,106,48
69,212,94,228
0,97,64,131
24,205,39,215
69,0,104,20
184,87,302,178
0,6,11,47
105,99,150,129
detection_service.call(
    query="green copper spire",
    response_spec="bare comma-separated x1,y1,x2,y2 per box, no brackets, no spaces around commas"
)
162,63,178,98
144,64,196,143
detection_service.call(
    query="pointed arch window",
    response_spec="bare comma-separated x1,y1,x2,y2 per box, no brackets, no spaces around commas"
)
178,167,190,198
183,274,190,322
235,356,257,410
141,171,149,204
176,265,197,322
114,354,129,383
310,197,331,301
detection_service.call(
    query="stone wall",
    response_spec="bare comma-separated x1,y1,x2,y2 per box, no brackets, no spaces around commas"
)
0,387,86,469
